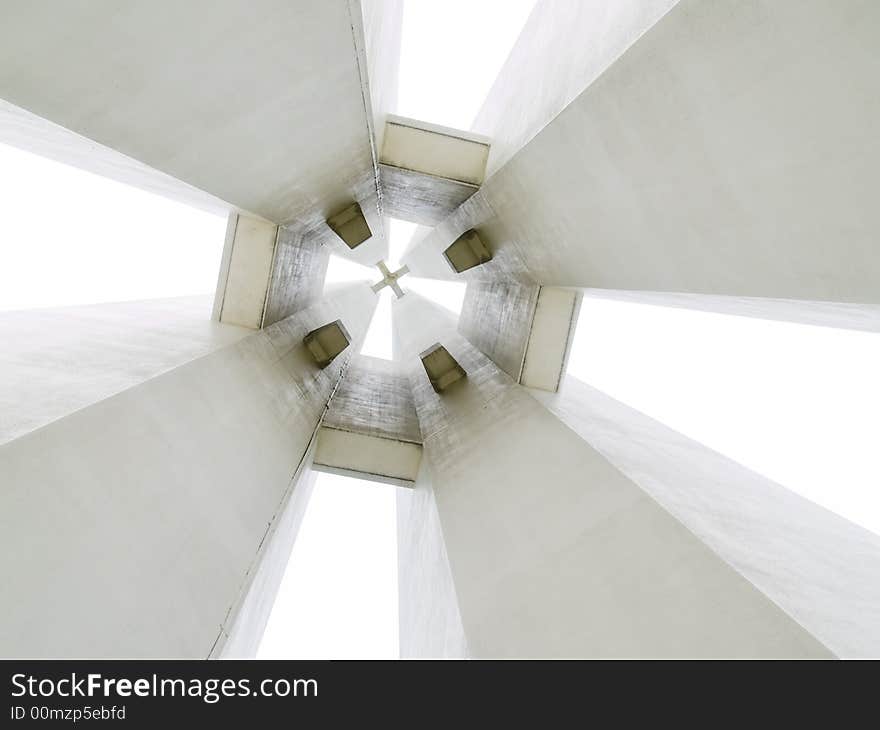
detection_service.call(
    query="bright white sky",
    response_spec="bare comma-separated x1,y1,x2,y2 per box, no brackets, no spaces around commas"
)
0,142,225,312
258,472,400,659
568,297,880,536
398,0,536,128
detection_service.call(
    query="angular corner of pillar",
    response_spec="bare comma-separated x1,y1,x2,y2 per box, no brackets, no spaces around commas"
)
443,229,492,274
213,212,279,329
326,201,372,250
303,319,352,368
420,343,467,393
520,286,580,392
378,115,491,224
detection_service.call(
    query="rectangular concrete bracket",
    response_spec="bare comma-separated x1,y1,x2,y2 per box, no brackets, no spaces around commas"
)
379,115,491,225
313,427,421,486
213,213,279,329
520,287,579,392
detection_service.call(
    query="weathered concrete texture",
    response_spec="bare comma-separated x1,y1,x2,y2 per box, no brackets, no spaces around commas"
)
402,187,534,284
379,116,490,225
379,164,479,226
458,281,540,381
396,458,469,658
316,355,422,484
393,293,831,658
584,289,880,334
0,284,375,658
263,224,330,327
0,1,379,226
322,356,420,443
0,295,249,446
406,1,880,304
532,377,880,658
473,0,679,176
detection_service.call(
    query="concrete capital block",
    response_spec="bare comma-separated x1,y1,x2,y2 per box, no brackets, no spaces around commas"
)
327,202,372,249
443,230,492,273
420,343,466,392
303,319,351,368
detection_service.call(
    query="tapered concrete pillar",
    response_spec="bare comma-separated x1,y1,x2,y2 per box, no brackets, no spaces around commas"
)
404,1,880,306
0,283,376,658
393,293,830,657
531,376,880,658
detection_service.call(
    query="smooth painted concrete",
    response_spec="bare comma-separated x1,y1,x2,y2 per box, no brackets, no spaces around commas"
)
0,1,378,225
0,284,375,658
520,287,579,392
381,117,490,186
393,293,831,658
215,214,278,329
0,295,249,446
0,98,232,217
532,377,880,658
396,458,469,658
405,1,880,305
314,427,421,484
473,0,679,177
361,0,403,158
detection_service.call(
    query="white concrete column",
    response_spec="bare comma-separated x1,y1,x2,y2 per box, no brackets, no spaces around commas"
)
0,283,376,658
404,1,880,305
532,376,880,658
392,292,830,657
0,295,250,446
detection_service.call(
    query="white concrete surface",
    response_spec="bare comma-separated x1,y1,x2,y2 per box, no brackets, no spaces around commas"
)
396,458,469,658
405,1,880,305
0,1,380,226
472,0,678,176
393,293,831,657
215,214,278,329
0,284,375,657
381,116,490,186
314,427,421,484
0,99,232,217
520,287,578,392
532,377,880,658
0,295,249,446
